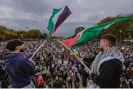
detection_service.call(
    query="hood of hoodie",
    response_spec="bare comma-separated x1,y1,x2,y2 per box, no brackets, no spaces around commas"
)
4,53,22,65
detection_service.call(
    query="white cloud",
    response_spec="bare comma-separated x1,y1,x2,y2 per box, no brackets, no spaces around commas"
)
0,0,133,37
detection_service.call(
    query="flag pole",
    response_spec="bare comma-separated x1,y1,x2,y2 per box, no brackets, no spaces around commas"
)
30,38,48,59
58,40,91,73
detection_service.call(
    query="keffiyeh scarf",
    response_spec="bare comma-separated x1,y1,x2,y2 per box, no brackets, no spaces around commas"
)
91,46,124,75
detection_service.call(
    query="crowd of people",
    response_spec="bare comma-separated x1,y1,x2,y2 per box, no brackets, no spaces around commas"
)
0,39,133,88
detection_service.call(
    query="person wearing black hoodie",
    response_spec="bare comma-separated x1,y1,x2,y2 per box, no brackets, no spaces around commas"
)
4,40,35,88
90,34,123,88
53,75,62,88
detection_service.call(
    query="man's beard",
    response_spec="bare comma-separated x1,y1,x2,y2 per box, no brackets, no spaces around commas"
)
20,49,25,52
99,47,104,52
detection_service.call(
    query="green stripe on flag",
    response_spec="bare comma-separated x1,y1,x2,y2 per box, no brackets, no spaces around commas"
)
72,16,131,49
47,8,61,36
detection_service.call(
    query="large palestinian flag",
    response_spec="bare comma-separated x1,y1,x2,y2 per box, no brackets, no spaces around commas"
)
60,16,131,50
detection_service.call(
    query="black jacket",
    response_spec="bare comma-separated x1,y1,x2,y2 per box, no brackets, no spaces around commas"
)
53,80,62,88
92,59,122,88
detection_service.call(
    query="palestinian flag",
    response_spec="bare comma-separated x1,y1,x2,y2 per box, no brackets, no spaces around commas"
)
60,16,131,50
47,8,61,36
47,6,71,37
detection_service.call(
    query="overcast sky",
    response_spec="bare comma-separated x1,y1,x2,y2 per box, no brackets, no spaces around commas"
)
0,0,133,37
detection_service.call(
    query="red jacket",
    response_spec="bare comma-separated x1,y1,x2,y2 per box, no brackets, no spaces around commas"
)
37,74,45,86
64,54,67,60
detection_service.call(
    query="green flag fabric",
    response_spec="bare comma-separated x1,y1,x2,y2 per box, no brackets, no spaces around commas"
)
47,8,61,35
73,16,131,49
60,16,131,50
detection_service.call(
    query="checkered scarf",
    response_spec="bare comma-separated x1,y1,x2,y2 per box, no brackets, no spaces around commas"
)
91,46,124,74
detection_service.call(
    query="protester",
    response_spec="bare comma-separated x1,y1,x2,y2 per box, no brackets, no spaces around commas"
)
74,72,80,88
36,71,45,88
90,34,123,88
53,75,62,88
4,40,35,88
82,68,89,87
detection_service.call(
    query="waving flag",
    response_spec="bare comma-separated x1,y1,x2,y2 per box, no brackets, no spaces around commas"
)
47,8,61,36
60,16,131,50
47,6,71,37
55,6,72,30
